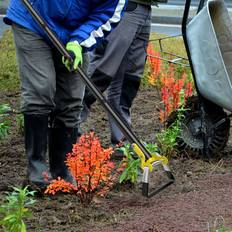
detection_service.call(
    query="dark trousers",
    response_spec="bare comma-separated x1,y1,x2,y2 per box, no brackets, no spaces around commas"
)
12,23,89,128
83,3,151,144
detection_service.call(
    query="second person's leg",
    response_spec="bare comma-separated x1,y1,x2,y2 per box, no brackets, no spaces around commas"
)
108,4,151,145
81,3,140,122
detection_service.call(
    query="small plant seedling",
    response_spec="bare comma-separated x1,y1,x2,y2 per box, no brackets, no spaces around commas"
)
0,104,11,140
118,143,141,184
156,107,185,158
0,186,36,232
16,114,24,136
119,142,159,184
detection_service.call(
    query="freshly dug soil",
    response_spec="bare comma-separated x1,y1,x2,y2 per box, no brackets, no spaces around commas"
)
1,87,232,232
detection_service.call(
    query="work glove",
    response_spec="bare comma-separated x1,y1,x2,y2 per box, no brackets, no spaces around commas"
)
62,41,83,71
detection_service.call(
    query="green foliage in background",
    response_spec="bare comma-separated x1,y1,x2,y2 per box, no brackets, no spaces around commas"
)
0,30,19,93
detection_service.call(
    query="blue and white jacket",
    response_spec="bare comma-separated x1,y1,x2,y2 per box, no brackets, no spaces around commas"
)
4,0,127,51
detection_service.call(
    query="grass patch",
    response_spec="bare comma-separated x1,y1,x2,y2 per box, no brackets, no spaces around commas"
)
142,32,190,86
0,29,19,93
0,30,188,93
149,33,187,58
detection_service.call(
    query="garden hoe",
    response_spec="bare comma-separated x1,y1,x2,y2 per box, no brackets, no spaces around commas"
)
22,0,175,198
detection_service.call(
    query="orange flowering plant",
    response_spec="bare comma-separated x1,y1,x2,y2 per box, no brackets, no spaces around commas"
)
45,132,116,204
146,43,193,122
147,43,162,86
159,65,193,122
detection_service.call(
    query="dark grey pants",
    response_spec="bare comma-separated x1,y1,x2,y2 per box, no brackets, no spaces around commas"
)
85,3,151,144
12,23,88,128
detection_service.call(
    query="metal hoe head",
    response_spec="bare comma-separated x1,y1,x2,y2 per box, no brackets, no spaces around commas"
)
132,144,174,197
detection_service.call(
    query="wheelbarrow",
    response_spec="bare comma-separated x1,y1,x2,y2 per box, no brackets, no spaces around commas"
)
147,0,231,159
180,0,231,158
21,0,175,198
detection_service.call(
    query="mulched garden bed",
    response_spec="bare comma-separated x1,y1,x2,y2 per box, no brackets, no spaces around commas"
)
1,87,232,232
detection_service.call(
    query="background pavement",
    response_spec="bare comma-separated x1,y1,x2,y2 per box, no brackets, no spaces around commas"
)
153,0,232,24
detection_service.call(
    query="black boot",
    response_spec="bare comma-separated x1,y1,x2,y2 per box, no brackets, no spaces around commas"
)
49,128,78,183
24,114,50,189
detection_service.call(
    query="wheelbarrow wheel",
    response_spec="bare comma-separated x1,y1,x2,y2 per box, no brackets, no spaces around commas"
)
167,96,230,157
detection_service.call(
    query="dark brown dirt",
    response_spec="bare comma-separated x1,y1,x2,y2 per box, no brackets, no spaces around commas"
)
1,87,232,232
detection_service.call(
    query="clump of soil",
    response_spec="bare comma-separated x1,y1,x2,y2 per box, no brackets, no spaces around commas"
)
1,88,232,232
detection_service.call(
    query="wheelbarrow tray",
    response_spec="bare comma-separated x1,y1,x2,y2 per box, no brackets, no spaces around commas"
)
186,0,232,111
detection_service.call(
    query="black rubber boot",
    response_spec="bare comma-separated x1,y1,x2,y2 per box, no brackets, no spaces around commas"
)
49,128,78,183
24,114,50,189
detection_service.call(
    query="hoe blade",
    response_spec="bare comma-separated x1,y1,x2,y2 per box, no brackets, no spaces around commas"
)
142,162,175,198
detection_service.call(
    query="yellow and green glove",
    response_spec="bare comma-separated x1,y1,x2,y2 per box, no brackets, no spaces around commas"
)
62,41,83,71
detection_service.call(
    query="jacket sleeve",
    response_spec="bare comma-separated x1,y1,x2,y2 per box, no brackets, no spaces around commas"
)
69,0,128,52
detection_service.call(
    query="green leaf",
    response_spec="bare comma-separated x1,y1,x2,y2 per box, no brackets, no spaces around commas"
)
21,221,27,232
3,214,17,222
119,169,129,183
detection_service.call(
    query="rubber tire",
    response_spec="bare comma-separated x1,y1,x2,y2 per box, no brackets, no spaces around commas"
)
167,96,230,157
